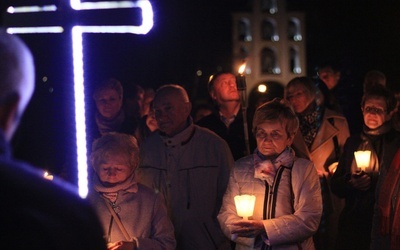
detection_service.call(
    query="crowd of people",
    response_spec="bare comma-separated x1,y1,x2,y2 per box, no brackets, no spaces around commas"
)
2,29,400,250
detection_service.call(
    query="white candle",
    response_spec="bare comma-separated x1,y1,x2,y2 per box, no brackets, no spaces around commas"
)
354,150,371,172
234,194,256,220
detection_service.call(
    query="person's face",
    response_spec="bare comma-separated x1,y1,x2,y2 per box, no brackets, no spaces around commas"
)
362,97,391,130
211,73,240,103
255,120,294,157
153,91,191,137
286,85,314,113
96,153,132,187
146,110,158,132
95,89,122,119
318,67,340,90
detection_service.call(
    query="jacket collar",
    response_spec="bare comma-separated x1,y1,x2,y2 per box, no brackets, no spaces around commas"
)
160,119,196,147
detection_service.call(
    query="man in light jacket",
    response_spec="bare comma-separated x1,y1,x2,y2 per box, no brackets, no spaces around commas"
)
137,84,234,249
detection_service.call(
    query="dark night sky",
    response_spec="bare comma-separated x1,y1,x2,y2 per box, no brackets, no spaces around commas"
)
1,0,400,183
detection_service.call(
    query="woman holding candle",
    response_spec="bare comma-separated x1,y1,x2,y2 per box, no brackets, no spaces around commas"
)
331,84,400,250
218,98,322,249
88,133,176,250
285,76,350,250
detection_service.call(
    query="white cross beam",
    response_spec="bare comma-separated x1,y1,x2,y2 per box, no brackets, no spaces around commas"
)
4,0,154,198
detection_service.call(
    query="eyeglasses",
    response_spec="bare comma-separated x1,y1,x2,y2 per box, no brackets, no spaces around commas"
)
362,106,386,115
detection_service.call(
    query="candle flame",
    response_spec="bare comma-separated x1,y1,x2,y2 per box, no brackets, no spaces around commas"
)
43,171,54,181
238,63,246,75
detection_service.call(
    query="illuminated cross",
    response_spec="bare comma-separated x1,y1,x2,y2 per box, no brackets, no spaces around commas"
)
3,0,154,198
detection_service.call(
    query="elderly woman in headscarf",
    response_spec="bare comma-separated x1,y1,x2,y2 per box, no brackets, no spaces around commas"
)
218,98,322,249
88,133,176,250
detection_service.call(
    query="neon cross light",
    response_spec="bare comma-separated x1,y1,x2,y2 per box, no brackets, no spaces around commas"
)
5,0,154,198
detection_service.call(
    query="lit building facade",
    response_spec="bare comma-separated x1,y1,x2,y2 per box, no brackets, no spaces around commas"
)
232,0,306,99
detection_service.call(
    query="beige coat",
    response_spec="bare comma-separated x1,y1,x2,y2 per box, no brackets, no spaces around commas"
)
292,108,350,173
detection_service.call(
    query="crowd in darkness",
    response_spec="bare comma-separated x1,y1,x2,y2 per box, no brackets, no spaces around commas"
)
1,27,400,250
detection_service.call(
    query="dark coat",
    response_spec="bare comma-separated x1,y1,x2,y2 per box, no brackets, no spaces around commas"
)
196,110,254,160
331,128,400,250
0,131,107,250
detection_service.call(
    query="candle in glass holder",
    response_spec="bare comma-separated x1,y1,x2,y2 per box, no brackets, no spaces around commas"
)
354,150,371,172
234,194,256,220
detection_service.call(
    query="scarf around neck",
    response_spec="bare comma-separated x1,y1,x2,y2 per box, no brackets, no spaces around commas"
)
95,110,125,136
93,172,138,203
298,102,323,148
351,121,393,173
253,147,294,186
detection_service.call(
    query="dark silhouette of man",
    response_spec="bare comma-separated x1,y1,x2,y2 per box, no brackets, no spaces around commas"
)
0,30,106,249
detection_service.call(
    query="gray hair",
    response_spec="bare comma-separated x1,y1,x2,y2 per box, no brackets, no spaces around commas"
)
155,84,190,103
90,133,140,171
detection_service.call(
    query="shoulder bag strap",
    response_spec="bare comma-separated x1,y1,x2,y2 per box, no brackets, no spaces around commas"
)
103,198,131,241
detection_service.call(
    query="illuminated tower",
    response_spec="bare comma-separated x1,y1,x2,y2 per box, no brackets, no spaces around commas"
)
232,0,306,97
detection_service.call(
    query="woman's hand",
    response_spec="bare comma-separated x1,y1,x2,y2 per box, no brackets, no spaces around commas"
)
349,173,371,191
230,220,265,238
107,240,137,250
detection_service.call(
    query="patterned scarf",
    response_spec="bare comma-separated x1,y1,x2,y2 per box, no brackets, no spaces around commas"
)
378,149,400,249
298,102,322,148
253,147,294,186
95,110,125,136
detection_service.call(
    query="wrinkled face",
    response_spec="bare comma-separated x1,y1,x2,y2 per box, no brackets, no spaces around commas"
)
362,97,391,130
153,92,191,137
96,153,132,187
255,120,294,157
211,73,240,103
318,68,340,90
286,84,313,114
95,89,123,119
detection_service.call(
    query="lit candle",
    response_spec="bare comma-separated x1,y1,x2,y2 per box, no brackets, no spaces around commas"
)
43,171,54,181
236,63,247,91
234,194,256,220
354,150,371,172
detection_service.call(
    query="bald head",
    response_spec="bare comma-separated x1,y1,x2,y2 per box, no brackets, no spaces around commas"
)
153,84,192,137
154,84,190,103
0,30,35,140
